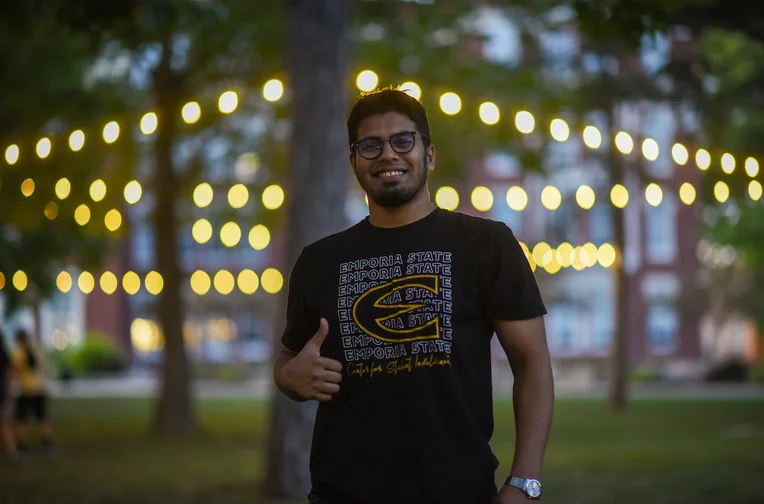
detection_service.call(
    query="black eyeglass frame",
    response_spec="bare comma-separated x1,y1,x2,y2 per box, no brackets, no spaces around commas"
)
350,131,429,160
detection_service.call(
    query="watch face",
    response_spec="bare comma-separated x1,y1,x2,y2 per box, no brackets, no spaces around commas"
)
525,480,542,498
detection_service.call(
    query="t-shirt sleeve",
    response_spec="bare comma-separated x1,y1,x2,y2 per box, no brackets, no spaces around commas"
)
481,222,547,321
280,247,318,353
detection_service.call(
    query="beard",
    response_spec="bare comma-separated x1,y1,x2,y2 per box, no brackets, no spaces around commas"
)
356,152,429,209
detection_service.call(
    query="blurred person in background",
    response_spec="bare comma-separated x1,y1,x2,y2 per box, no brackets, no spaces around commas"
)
0,329,19,464
13,329,54,458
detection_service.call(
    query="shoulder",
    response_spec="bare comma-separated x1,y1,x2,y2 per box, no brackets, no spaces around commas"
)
300,220,368,260
437,209,515,239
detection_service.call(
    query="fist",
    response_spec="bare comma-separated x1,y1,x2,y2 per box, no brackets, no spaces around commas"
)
280,318,343,402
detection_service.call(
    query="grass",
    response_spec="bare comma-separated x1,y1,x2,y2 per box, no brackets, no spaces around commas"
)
2,397,763,504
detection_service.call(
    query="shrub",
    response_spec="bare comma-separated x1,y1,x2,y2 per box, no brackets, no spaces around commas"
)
61,332,124,376
704,359,748,382
749,363,764,383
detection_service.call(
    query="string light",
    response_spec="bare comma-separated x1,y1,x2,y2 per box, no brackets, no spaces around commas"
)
262,79,284,102
182,101,201,124
3,73,760,239
582,126,602,149
642,138,659,161
515,111,535,134
140,113,158,135
0,237,641,297
506,186,528,211
671,143,688,165
679,182,696,205
36,138,51,158
102,121,120,143
478,102,500,125
696,149,711,170
69,130,85,151
356,70,379,92
5,74,760,179
721,153,735,174
439,92,462,115
435,186,459,210
5,144,19,164
400,81,421,100
5,73,759,182
614,132,633,154
218,91,238,114
550,119,570,142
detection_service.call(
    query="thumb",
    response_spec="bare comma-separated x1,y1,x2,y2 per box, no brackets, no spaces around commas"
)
309,318,329,349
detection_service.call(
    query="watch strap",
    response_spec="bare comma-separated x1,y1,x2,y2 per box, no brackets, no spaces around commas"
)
505,476,542,499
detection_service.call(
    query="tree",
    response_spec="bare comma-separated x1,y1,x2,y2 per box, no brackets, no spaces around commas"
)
0,1,133,328
666,7,764,341
2,0,289,434
90,1,287,435
263,1,351,498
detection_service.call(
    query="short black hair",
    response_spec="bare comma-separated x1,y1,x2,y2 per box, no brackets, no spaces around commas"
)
347,85,431,149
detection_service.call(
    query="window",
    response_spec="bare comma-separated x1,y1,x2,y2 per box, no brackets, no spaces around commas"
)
50,289,74,313
548,303,575,354
345,192,369,223
539,28,578,73
131,221,155,270
582,52,602,74
591,289,614,352
484,151,521,178
645,195,677,263
547,204,574,244
488,184,523,235
180,225,194,270
545,138,581,171
205,137,233,182
647,303,678,355
643,104,676,179
639,32,670,75
589,204,612,244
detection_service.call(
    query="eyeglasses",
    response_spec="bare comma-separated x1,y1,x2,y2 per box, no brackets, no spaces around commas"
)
351,131,428,160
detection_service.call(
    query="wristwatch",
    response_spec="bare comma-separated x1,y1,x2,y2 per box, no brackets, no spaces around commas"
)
505,476,542,499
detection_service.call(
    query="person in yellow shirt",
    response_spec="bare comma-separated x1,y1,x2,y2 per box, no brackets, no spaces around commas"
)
12,329,54,457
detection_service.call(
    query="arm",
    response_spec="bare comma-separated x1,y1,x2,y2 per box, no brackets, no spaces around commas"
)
273,347,308,402
273,319,342,402
494,316,554,483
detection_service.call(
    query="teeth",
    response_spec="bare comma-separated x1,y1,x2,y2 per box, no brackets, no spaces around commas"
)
379,171,404,177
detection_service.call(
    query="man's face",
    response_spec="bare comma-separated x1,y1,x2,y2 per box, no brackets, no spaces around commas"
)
350,112,435,208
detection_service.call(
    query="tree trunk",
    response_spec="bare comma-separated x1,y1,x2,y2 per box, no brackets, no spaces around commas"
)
607,112,629,411
31,300,42,345
263,0,350,498
151,36,196,436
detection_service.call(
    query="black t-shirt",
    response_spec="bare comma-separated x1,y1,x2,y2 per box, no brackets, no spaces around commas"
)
282,208,547,504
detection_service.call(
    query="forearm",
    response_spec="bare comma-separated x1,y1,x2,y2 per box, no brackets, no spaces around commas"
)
273,351,307,402
509,356,554,479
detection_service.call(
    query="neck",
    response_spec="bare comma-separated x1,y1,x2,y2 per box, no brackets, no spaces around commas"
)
367,189,435,228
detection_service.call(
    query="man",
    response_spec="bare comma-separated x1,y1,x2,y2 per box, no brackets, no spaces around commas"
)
274,87,554,504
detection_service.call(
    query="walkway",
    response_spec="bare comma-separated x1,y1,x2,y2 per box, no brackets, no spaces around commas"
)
47,373,764,400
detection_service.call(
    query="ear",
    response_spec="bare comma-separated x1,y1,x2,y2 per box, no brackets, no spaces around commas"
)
426,144,436,172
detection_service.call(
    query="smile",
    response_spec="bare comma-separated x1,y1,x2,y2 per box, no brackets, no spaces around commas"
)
377,170,406,178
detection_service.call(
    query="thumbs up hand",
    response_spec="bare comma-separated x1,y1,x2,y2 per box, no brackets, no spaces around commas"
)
279,318,343,402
